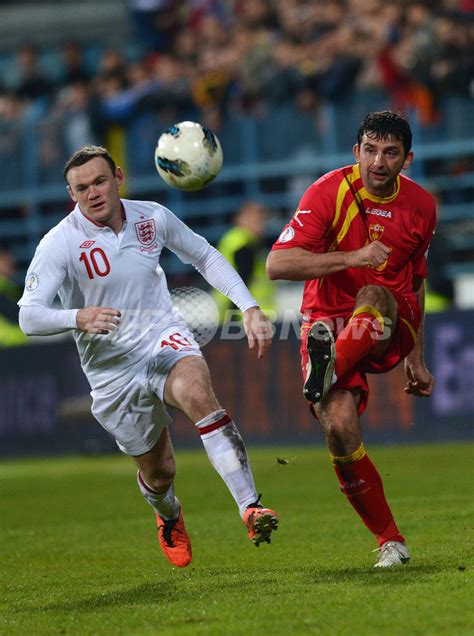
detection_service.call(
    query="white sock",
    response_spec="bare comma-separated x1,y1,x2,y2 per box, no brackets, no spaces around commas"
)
137,471,180,521
196,409,258,517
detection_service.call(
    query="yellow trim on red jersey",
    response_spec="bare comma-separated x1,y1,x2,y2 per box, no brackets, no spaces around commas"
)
334,199,361,247
330,165,364,249
329,165,401,251
330,443,367,465
352,162,401,203
400,317,417,345
360,177,400,204
351,160,400,203
334,165,359,230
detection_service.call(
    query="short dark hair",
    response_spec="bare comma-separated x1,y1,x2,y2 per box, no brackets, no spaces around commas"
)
357,111,412,155
63,145,116,183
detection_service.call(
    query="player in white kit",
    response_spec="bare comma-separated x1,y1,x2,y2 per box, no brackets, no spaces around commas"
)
18,145,279,568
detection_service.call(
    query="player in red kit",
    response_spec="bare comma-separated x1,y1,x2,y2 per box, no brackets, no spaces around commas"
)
267,111,436,567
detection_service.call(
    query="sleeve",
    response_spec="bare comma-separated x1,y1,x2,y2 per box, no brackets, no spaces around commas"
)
19,305,78,335
412,201,437,279
157,206,213,265
271,181,334,253
18,229,77,335
157,207,258,312
18,230,69,309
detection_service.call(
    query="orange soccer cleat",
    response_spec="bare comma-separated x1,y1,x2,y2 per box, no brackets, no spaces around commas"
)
155,508,192,567
243,504,279,547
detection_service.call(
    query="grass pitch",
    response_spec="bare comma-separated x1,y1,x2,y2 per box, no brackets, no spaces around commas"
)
1,443,473,635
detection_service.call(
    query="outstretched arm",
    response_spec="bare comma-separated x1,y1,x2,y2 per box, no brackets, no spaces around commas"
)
160,208,273,356
403,277,435,397
196,249,273,357
266,241,392,281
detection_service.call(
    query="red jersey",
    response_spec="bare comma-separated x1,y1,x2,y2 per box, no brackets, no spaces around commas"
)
271,164,437,321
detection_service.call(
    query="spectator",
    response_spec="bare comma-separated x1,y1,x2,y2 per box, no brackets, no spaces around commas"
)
234,25,275,109
307,26,363,101
172,28,198,72
54,81,98,155
0,92,26,191
192,47,235,117
1,1,472,130
261,40,305,106
149,54,194,117
0,250,28,347
430,15,474,97
128,0,181,53
56,41,91,89
213,201,276,321
10,44,53,104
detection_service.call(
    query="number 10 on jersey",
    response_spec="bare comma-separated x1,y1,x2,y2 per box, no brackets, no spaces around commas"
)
79,248,111,279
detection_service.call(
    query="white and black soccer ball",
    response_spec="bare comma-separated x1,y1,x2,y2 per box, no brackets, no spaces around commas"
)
155,121,223,192
170,286,219,346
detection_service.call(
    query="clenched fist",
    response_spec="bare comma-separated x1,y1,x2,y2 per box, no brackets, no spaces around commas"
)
348,241,391,269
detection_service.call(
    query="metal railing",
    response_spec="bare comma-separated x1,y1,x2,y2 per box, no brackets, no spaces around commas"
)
1,99,473,280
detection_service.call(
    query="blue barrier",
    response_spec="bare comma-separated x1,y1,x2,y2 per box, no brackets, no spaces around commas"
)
1,97,473,281
0,310,472,457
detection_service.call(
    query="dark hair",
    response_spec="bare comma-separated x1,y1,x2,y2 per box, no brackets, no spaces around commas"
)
63,145,116,182
357,111,412,156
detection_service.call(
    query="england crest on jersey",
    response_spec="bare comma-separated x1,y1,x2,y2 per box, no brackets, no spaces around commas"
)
135,219,156,246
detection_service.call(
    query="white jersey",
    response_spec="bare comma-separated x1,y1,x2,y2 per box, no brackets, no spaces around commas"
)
19,199,255,390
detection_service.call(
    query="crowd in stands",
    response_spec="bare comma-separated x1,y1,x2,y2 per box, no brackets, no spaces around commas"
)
0,0,473,154
0,0,473,333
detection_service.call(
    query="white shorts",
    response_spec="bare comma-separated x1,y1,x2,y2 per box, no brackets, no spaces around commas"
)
91,325,203,456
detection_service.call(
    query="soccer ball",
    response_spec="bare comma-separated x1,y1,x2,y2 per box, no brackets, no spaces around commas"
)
170,286,219,346
155,121,223,192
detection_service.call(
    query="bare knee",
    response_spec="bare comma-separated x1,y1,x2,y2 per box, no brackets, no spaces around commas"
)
164,356,221,421
355,285,396,322
182,383,218,419
315,390,361,456
320,416,360,456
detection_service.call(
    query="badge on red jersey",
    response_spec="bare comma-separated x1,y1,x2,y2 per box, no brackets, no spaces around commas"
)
135,219,156,246
369,223,385,242
278,226,295,243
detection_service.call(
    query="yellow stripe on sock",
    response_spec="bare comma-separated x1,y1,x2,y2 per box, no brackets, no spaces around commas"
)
351,305,385,330
330,443,367,465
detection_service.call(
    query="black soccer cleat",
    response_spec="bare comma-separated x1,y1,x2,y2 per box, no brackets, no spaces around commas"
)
303,321,336,403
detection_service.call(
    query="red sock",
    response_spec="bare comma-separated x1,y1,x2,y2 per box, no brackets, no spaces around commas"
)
332,447,404,546
335,307,384,378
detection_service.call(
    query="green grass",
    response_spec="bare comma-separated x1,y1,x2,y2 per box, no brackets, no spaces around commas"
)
1,443,473,635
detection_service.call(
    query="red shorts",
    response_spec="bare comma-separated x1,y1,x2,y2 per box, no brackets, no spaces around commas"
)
300,291,420,415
